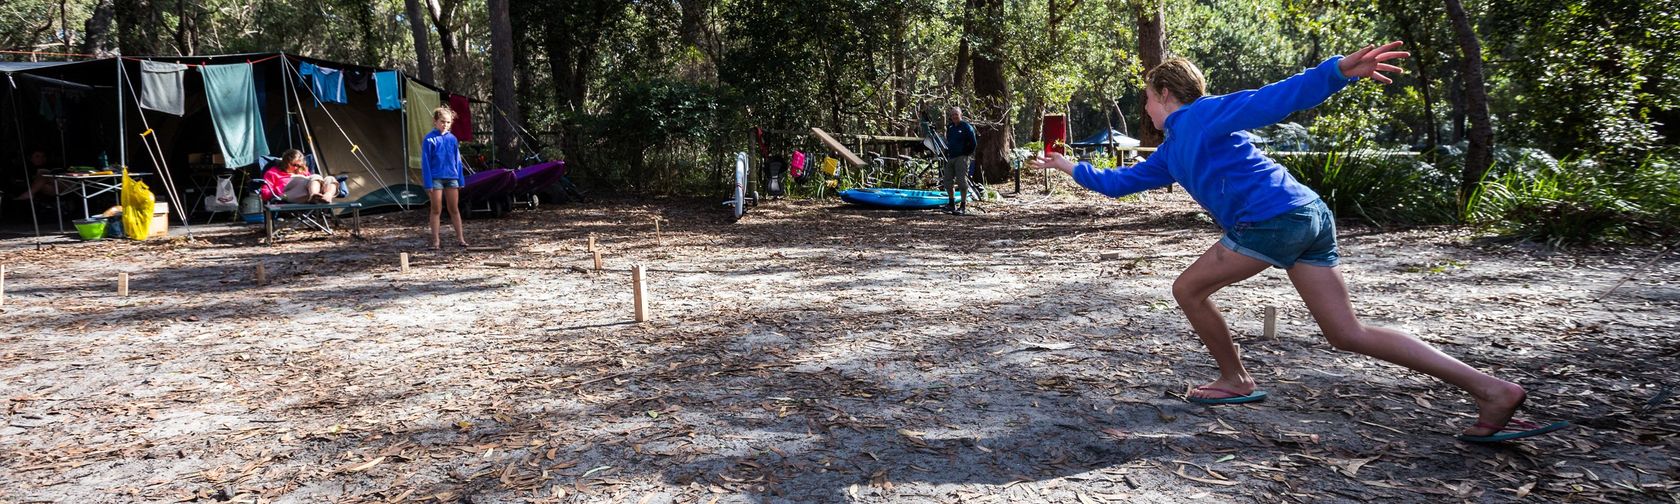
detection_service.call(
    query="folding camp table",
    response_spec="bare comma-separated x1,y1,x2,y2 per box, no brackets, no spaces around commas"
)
47,172,152,232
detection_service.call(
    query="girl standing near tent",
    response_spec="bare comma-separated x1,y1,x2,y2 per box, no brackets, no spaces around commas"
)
422,106,468,249
1031,42,1567,443
261,149,338,204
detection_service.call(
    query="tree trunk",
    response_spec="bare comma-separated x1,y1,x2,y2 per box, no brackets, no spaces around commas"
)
1388,1,1439,157
1134,0,1166,148
488,0,522,167
952,0,973,93
58,0,73,51
404,0,434,83
1445,0,1493,211
114,0,155,55
345,0,379,64
971,0,1013,182
427,0,461,88
1449,71,1465,144
81,0,116,56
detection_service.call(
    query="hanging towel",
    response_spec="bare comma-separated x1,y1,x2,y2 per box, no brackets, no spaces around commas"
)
346,69,372,93
405,79,442,173
374,71,402,110
37,87,63,121
139,61,187,116
202,63,271,168
297,61,348,105
447,94,474,142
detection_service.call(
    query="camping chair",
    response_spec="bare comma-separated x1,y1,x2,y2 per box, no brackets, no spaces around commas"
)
249,155,362,244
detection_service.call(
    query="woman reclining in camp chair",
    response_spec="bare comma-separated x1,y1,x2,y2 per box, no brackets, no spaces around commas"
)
260,149,338,204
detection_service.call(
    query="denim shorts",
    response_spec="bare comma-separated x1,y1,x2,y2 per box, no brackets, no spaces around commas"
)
1218,198,1339,269
429,178,461,190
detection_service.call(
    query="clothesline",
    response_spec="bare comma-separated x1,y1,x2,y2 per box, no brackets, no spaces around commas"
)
0,49,98,59
119,54,284,68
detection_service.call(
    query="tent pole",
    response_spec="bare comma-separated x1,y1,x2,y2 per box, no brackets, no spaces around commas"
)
7,75,46,249
401,72,410,188
283,54,294,149
117,53,125,174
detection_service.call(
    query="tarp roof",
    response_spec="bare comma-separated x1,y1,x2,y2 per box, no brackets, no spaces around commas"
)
1070,128,1140,148
0,61,82,73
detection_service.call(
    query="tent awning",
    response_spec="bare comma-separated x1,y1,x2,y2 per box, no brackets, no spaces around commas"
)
1068,127,1149,147
1069,128,1141,148
0,61,82,73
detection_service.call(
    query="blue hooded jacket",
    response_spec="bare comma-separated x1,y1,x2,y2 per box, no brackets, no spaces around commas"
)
1070,57,1356,229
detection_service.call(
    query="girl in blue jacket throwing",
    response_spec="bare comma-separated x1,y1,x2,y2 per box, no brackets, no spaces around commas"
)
1032,42,1566,443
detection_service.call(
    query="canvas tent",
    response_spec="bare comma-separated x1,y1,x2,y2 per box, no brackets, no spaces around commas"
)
120,53,426,214
3,52,448,240
1,58,123,240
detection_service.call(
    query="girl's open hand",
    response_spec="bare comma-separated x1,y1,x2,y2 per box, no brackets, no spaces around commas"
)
1029,152,1077,175
1339,41,1409,84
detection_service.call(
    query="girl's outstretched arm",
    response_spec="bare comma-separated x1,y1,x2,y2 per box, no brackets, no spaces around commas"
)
1030,151,1173,199
1192,42,1409,136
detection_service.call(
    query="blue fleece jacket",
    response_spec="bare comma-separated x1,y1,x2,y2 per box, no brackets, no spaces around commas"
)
946,121,977,157
421,129,463,189
1071,56,1356,229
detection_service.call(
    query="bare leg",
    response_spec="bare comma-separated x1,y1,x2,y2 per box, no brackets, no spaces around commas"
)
1174,242,1273,399
444,187,467,247
427,188,443,249
1286,263,1526,436
319,178,337,203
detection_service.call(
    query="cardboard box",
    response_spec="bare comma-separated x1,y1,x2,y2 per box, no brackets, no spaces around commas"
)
149,203,169,238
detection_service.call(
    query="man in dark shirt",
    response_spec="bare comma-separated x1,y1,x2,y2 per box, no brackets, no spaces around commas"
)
943,107,977,214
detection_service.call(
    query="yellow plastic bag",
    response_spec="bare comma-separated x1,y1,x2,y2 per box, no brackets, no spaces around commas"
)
821,157,839,176
121,168,155,240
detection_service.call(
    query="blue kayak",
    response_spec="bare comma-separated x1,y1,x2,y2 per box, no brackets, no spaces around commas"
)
840,188,962,209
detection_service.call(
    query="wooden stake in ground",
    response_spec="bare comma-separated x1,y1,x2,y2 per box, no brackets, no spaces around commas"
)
1263,306,1278,339
400,252,410,273
1,265,7,307
256,264,267,286
593,251,603,272
118,272,129,296
632,265,649,322
588,234,597,253
654,217,662,247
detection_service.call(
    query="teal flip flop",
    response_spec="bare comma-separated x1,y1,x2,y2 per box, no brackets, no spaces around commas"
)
1456,418,1571,443
1187,386,1268,405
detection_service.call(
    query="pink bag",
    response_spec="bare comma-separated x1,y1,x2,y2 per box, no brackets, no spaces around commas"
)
790,151,807,177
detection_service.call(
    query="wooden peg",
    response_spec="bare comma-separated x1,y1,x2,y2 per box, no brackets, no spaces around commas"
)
118,272,129,296
654,217,662,246
632,265,649,322
593,250,603,272
1263,306,1278,339
256,264,267,286
400,252,410,273
587,233,597,253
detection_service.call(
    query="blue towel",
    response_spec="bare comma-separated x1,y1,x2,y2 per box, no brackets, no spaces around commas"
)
202,63,271,168
298,61,348,105
374,71,402,110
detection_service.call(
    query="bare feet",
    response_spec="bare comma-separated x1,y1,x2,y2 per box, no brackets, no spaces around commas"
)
457,240,471,248
1187,374,1257,400
1461,380,1527,437
430,241,441,251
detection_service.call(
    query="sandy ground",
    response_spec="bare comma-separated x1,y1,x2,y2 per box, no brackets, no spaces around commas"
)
1,183,1677,503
